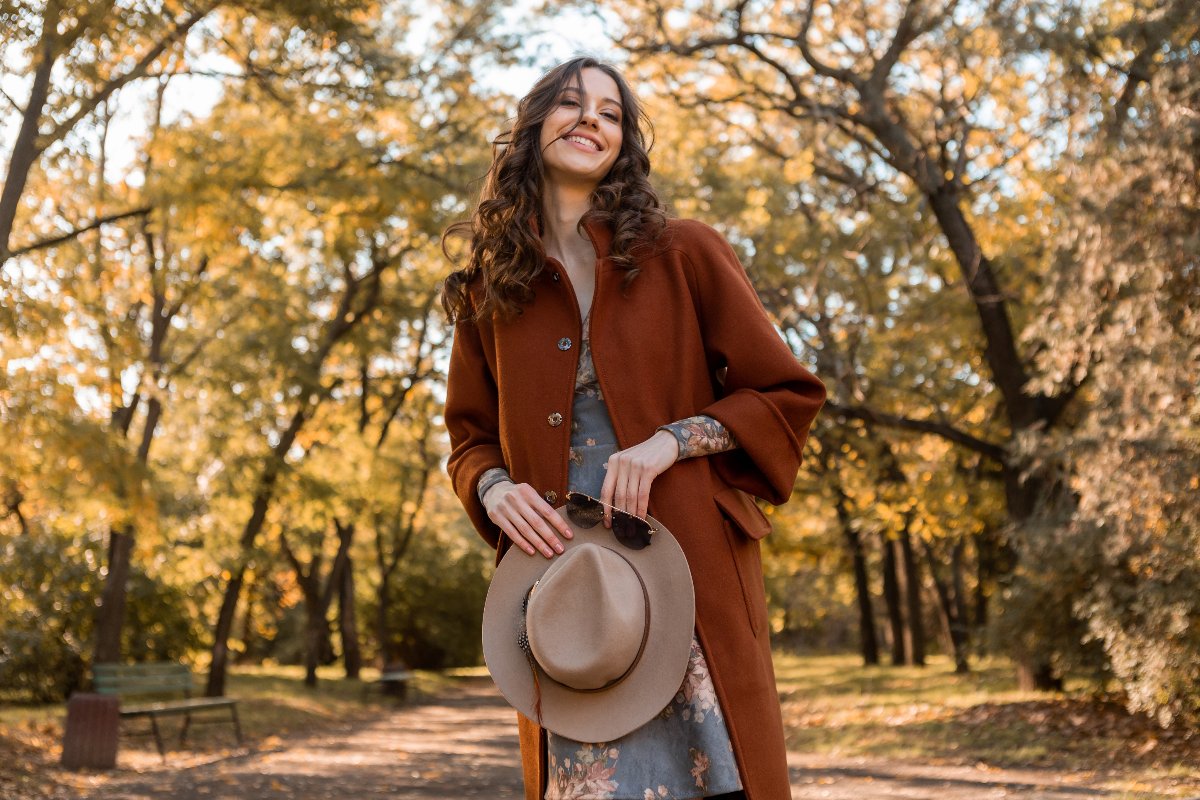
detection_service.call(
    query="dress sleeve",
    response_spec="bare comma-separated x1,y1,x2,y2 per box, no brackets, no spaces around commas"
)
681,221,827,504
656,414,738,461
445,309,507,549
477,467,514,503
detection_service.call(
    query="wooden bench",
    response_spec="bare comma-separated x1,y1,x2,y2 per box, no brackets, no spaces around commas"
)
362,668,414,701
92,663,242,760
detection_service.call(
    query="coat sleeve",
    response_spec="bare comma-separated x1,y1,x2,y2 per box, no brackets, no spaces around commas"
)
444,310,507,549
681,221,827,504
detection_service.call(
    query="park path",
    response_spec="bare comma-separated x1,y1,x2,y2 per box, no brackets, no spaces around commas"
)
75,676,1123,800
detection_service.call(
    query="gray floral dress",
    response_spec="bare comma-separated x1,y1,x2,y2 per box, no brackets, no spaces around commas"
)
482,311,744,800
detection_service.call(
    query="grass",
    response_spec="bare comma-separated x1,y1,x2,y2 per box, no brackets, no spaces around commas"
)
775,653,1200,796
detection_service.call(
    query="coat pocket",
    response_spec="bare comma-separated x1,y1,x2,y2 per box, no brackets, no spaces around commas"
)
714,485,772,540
714,486,770,638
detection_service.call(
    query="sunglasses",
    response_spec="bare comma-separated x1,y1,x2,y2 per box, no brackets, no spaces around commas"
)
565,491,657,550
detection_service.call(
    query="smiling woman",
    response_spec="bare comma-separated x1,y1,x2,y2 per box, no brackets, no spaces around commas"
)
439,56,826,800
539,71,624,189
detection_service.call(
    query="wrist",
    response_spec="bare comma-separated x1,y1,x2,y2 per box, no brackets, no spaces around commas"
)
652,428,681,463
653,425,686,463
482,478,514,508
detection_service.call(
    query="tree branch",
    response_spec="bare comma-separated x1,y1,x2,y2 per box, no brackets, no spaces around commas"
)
8,206,153,257
824,399,1007,463
39,5,215,154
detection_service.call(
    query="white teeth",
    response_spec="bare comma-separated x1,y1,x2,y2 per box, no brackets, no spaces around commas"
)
564,135,599,150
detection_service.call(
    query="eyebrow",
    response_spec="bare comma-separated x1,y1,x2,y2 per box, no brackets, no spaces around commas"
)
560,86,622,110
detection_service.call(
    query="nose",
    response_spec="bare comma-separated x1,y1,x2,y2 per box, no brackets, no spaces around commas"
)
578,106,600,128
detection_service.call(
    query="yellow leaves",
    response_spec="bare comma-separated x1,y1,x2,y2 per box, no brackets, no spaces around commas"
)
784,155,815,185
745,186,770,208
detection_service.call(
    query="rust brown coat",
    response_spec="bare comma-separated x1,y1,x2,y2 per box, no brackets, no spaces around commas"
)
445,217,826,800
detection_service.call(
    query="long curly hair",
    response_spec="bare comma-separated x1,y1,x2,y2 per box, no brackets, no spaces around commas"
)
440,56,668,323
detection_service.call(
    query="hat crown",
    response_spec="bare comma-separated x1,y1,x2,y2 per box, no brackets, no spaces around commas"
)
526,544,647,691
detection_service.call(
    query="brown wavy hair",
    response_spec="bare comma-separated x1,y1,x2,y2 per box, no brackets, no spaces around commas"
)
440,56,668,323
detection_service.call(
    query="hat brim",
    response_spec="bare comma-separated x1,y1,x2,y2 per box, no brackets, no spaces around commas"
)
482,506,696,742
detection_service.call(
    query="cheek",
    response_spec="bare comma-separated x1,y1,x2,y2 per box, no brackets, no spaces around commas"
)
607,135,624,166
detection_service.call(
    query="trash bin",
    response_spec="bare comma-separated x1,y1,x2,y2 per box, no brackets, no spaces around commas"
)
61,692,119,770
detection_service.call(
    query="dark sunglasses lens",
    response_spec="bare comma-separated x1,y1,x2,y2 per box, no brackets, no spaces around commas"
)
565,493,603,528
565,492,652,549
611,514,652,550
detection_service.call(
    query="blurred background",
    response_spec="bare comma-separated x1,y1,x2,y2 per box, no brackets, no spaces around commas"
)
1,0,1197,789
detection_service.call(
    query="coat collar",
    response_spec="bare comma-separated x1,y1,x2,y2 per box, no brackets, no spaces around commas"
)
528,212,614,265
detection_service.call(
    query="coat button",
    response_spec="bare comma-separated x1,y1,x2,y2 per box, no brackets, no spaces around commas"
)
547,412,563,427
557,337,572,351
544,490,558,503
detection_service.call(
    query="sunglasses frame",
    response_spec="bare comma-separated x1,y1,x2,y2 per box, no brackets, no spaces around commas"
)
564,491,657,550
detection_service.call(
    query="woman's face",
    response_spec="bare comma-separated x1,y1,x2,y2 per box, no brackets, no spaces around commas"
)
538,67,624,191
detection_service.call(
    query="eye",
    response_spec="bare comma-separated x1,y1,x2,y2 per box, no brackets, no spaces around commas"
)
559,98,579,108
602,111,620,122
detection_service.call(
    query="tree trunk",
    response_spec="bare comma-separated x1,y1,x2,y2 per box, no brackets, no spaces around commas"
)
849,527,878,666
973,528,993,633
339,558,363,679
92,527,134,663
1005,470,1063,689
897,525,926,666
304,607,323,688
206,407,310,697
922,538,970,673
279,521,355,688
951,538,971,658
844,528,879,666
0,7,56,262
1017,658,1064,692
376,577,397,666
237,571,258,665
207,568,245,697
93,396,165,666
881,532,905,666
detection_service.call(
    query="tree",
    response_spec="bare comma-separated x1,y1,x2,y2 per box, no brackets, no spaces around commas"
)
597,0,1195,688
1012,21,1200,722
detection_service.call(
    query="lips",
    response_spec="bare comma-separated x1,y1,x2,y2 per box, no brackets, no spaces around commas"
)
562,133,602,151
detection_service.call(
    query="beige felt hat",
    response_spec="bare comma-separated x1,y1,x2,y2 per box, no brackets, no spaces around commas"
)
481,504,695,742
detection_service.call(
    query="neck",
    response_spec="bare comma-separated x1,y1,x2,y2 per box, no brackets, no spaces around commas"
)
540,181,595,261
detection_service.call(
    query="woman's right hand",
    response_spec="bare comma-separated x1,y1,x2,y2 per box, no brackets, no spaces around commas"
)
483,481,574,559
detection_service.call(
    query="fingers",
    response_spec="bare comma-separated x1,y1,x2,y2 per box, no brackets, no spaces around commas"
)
484,483,571,559
634,472,652,520
620,467,639,520
599,464,616,529
603,432,678,523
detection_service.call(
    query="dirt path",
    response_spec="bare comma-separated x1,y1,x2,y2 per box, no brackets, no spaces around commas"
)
68,677,1135,800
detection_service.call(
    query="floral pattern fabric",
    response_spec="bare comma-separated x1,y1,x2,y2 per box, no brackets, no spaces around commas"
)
544,310,742,800
656,416,737,461
546,639,740,800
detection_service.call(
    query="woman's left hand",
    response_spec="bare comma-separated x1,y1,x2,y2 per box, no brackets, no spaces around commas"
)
600,430,679,524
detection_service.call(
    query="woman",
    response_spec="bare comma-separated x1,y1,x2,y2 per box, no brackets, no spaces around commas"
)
442,56,825,800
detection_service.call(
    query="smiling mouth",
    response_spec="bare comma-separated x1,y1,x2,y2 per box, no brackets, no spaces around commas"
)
563,134,601,151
